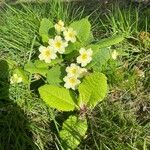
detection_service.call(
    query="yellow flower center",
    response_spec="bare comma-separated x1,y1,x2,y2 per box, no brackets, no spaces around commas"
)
68,32,74,38
81,53,88,60
55,41,62,48
44,49,51,57
71,68,77,74
69,78,76,84
58,24,63,28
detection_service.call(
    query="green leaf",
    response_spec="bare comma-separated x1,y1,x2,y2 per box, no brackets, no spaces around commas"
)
64,50,79,62
47,65,63,85
59,115,88,150
86,35,124,72
39,18,53,43
65,42,81,54
70,17,92,45
87,47,111,72
78,73,107,108
50,58,63,66
95,34,124,49
38,85,76,111
24,60,49,77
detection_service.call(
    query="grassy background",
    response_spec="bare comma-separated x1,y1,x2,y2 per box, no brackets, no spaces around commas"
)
0,0,150,149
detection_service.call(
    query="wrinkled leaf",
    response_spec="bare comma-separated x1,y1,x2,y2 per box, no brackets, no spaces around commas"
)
65,42,81,54
50,58,63,66
70,17,92,45
87,47,111,72
39,18,53,43
39,85,75,111
95,34,124,49
47,65,63,85
59,115,88,150
78,73,107,108
24,60,49,77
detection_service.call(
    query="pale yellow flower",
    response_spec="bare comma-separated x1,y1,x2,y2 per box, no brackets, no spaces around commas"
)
10,74,22,84
77,48,93,67
66,63,81,78
63,75,81,90
54,20,65,33
38,46,57,63
49,36,68,54
111,50,118,60
63,27,77,43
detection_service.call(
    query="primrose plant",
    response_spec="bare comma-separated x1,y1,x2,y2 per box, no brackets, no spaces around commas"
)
10,17,124,149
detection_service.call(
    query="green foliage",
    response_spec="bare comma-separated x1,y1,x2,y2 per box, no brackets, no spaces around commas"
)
24,60,49,76
78,101,150,150
49,58,63,66
59,115,88,150
38,84,76,111
95,34,125,49
32,17,112,148
88,48,111,72
70,17,92,45
78,73,107,108
39,18,53,43
86,34,124,71
65,42,81,54
0,4,40,63
47,65,63,85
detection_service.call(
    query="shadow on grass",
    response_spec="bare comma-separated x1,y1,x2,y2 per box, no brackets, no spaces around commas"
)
0,60,37,150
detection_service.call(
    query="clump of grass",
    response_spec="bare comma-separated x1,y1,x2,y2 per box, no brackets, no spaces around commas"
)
84,101,150,150
78,3,150,150
93,3,149,91
0,1,83,64
104,4,149,37
9,85,56,150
